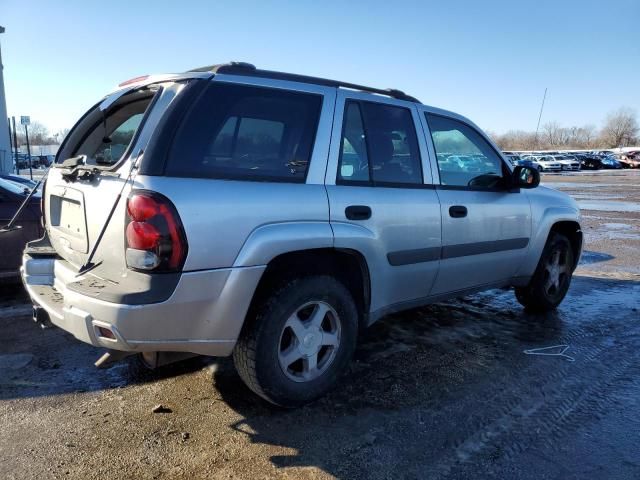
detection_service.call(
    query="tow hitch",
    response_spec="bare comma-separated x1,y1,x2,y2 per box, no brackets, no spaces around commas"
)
32,306,52,329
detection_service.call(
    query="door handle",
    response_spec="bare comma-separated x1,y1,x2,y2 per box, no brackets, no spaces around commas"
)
345,205,372,220
449,205,468,218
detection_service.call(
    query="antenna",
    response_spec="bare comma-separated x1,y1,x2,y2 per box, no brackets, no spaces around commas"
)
534,87,548,148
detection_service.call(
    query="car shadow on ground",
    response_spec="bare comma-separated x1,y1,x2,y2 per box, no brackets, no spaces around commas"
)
0,308,211,400
206,274,639,477
2,274,639,477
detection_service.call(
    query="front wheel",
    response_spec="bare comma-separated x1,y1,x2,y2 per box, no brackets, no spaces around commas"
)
233,275,358,407
515,232,574,312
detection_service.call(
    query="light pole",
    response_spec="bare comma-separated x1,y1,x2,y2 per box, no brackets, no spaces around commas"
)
0,26,13,174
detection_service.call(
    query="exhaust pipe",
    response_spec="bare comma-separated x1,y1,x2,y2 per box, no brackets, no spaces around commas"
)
32,306,52,329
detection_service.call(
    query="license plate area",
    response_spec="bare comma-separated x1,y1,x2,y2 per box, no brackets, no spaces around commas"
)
49,186,89,253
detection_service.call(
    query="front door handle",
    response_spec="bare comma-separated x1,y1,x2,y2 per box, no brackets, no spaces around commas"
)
345,205,372,220
449,205,468,218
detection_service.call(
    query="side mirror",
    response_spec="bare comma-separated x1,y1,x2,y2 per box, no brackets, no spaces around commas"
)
512,165,540,189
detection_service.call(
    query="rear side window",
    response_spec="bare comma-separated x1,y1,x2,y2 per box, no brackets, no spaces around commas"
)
338,100,422,186
167,83,322,182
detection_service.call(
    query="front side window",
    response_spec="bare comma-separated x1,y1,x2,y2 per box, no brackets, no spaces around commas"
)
338,100,422,185
426,114,506,189
167,83,322,182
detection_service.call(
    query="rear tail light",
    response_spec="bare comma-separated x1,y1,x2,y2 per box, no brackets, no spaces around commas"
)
125,191,188,272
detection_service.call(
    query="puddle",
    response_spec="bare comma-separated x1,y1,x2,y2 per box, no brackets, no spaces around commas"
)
543,183,638,189
569,193,623,200
577,200,640,213
0,353,35,370
602,223,633,230
579,251,615,265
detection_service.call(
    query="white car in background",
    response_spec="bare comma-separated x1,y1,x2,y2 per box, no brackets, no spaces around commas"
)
553,155,581,171
523,155,562,172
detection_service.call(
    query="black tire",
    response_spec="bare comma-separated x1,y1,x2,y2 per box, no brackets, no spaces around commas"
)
515,232,574,312
233,275,358,407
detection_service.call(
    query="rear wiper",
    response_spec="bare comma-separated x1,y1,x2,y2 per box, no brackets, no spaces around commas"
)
55,155,122,182
76,153,141,277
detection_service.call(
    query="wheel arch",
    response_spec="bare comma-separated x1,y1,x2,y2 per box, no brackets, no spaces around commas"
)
515,205,582,279
246,247,372,330
549,220,583,271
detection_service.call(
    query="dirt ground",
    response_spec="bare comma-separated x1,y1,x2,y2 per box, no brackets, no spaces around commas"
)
1,170,639,480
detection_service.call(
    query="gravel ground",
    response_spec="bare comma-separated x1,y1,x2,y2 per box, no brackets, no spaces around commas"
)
1,170,639,480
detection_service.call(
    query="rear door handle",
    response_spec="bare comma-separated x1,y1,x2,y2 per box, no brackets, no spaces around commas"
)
449,205,468,218
345,205,372,220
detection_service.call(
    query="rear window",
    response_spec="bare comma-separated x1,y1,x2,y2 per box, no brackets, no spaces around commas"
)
166,83,322,182
70,90,157,167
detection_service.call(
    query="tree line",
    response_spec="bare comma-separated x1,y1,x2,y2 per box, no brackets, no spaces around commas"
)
489,107,639,151
9,107,639,153
10,121,69,147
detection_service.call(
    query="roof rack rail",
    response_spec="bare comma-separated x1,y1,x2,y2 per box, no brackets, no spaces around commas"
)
188,62,421,103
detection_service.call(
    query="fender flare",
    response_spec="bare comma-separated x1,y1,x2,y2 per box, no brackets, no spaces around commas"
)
515,206,581,278
232,221,335,267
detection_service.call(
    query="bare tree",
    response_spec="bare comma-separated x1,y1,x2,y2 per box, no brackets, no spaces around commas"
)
54,128,71,144
577,124,597,148
16,121,56,146
542,121,563,146
599,108,639,147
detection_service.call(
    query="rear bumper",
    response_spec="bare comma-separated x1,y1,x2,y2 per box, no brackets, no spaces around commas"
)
21,254,265,356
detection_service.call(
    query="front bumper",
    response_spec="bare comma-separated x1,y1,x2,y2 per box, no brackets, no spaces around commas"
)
21,254,265,356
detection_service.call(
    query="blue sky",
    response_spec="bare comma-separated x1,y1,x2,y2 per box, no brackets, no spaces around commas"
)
2,0,639,134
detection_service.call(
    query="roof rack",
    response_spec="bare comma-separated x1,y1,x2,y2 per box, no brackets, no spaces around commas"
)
188,62,421,103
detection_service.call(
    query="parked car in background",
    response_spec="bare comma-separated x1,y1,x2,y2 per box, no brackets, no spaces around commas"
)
524,155,562,172
0,178,43,280
0,174,39,189
20,63,582,406
504,153,523,166
552,155,581,171
579,155,604,170
515,158,542,171
16,153,44,169
31,155,55,168
504,153,542,171
616,153,640,169
600,156,623,169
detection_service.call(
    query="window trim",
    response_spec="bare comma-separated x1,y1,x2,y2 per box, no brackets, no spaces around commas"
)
336,99,424,188
424,112,512,192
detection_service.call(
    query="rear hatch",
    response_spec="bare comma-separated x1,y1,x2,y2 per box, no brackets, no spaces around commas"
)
43,78,195,285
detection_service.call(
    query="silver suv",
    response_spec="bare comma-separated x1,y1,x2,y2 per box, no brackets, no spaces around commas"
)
21,63,582,406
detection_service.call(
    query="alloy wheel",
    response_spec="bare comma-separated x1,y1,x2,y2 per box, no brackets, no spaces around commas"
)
278,301,341,382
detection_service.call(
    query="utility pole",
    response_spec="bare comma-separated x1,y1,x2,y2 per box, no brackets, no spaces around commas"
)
22,117,33,179
11,116,17,173
533,87,547,149
7,116,11,167
0,26,12,173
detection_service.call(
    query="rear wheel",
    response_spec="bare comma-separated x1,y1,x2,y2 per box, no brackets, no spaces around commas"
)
233,275,358,407
515,232,574,312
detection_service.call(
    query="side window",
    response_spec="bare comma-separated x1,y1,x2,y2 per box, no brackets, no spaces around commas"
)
337,100,422,185
167,83,322,182
338,102,369,182
426,114,506,189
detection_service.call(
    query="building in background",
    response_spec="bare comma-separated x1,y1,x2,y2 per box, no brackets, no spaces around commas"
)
0,26,12,173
